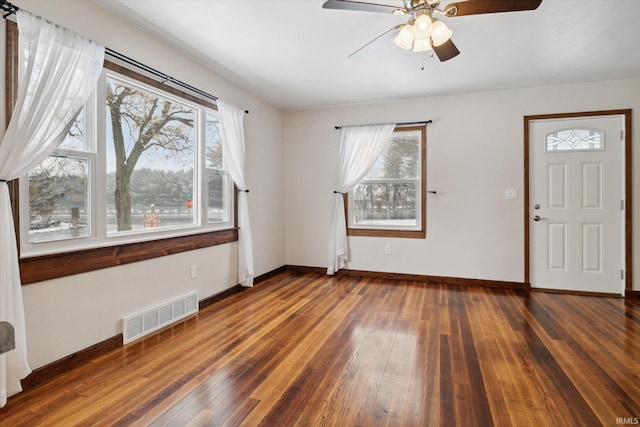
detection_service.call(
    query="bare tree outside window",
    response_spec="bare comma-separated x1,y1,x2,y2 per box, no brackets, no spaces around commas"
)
106,77,196,232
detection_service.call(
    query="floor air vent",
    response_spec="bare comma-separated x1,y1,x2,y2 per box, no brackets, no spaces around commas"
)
122,291,198,344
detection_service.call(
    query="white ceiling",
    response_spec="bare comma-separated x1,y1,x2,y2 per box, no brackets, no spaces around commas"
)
94,0,640,110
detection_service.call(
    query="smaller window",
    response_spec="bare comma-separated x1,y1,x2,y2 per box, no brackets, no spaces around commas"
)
348,125,426,238
26,110,94,244
546,128,604,152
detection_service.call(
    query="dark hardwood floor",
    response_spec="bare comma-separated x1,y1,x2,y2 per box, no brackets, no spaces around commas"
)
1,271,640,426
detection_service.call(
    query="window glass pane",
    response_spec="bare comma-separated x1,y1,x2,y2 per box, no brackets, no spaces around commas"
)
28,156,89,242
208,171,229,223
365,129,420,180
206,112,228,224
352,182,418,227
545,128,604,152
59,109,86,151
206,113,223,169
105,76,196,233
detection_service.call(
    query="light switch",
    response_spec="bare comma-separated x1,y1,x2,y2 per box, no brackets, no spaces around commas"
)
506,189,518,200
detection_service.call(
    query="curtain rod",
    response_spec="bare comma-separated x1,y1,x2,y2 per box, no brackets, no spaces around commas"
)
334,120,432,130
0,0,249,115
1,0,17,17
105,49,249,114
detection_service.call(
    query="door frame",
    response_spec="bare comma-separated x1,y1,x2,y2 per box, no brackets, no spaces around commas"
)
524,109,633,293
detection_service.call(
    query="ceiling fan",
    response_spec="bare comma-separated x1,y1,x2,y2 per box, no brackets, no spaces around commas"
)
323,0,543,62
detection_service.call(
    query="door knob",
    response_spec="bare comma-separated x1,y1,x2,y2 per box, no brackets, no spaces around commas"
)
533,215,548,222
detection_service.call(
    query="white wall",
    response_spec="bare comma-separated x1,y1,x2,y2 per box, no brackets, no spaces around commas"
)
284,79,640,290
1,1,285,369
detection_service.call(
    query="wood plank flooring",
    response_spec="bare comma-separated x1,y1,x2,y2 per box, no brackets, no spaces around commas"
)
1,271,640,426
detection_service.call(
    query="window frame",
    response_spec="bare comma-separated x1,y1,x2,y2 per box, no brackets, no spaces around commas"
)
5,21,238,284
346,125,427,239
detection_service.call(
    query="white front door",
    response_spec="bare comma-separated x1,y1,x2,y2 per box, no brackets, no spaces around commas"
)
529,115,624,294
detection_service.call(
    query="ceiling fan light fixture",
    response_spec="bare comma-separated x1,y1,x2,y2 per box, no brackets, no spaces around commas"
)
413,13,432,39
430,19,452,46
412,38,432,52
394,23,415,49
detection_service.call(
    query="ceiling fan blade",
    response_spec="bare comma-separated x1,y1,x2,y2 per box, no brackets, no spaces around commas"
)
444,0,542,17
432,39,460,62
348,24,403,58
322,0,406,14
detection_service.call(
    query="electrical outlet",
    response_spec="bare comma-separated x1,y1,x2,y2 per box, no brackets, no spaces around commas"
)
384,244,391,255
190,264,198,279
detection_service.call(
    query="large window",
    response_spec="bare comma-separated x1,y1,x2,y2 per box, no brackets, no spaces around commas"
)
20,68,234,257
348,125,426,238
6,19,237,283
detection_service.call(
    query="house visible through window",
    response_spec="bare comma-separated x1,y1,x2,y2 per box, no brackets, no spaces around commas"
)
348,125,426,239
20,66,234,256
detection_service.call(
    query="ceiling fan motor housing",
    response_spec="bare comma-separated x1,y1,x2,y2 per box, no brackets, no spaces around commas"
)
410,0,440,9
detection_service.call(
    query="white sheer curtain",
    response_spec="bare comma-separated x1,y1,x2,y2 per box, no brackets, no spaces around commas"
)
327,123,396,275
0,10,104,407
218,100,254,287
